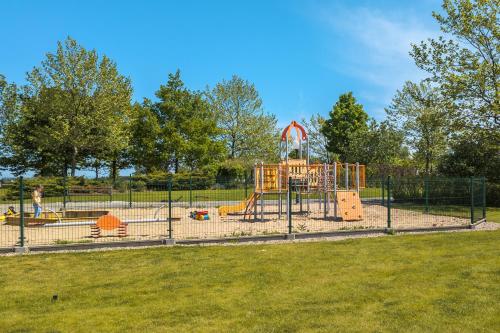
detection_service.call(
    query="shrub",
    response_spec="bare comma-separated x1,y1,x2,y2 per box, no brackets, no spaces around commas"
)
391,177,475,206
486,182,500,207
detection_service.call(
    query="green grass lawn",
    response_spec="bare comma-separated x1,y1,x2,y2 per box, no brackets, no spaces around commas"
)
0,231,499,332
3,187,383,205
487,207,500,223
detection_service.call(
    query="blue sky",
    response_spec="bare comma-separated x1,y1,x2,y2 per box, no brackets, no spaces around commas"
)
1,0,442,128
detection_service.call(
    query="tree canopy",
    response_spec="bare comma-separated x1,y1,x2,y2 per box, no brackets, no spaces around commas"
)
386,81,450,175
131,70,225,174
0,37,132,177
207,75,279,165
321,92,369,161
410,0,499,131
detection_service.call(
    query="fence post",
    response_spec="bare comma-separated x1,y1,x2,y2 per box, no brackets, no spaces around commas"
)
189,174,193,208
323,163,327,219
19,177,25,248
482,177,486,220
244,171,248,199
128,175,132,208
470,177,474,225
63,175,67,209
424,176,429,213
381,176,385,207
288,176,292,234
168,177,172,239
387,176,391,229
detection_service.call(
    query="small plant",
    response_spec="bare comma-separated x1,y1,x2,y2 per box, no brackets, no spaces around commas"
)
230,230,253,237
296,223,307,232
53,239,92,245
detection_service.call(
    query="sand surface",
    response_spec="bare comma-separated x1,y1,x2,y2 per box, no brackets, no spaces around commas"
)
0,202,471,247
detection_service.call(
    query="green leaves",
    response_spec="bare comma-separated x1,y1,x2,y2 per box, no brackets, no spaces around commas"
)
131,70,225,174
0,37,132,177
410,0,499,131
386,81,449,175
346,120,408,166
321,92,369,161
207,75,279,166
301,114,331,163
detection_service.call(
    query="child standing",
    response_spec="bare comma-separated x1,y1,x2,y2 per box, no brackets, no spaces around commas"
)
32,185,43,218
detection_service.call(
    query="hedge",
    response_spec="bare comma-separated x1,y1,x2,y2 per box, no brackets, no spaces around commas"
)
390,177,499,207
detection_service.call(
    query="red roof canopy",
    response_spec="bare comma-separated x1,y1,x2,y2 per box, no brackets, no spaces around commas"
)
280,121,307,141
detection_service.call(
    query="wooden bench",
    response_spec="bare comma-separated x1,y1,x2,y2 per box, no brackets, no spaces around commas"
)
67,186,113,202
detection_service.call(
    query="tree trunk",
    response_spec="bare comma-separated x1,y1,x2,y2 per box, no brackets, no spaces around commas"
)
111,159,118,184
63,161,68,178
71,146,78,177
425,155,430,176
95,165,99,180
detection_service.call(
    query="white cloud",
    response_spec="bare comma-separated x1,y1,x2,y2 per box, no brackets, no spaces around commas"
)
313,3,440,118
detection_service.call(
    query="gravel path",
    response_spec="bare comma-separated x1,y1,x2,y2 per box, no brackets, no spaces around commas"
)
2,221,497,256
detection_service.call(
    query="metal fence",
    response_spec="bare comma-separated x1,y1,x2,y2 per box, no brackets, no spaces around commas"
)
0,176,487,250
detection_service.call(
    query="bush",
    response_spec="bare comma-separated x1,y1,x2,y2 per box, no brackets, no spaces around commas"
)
486,182,500,207
391,177,476,206
2,177,116,200
130,172,216,190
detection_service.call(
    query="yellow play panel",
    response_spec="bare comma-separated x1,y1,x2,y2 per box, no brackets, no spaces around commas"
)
335,191,363,221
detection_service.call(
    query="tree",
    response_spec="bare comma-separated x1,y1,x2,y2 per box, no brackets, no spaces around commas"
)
321,92,368,160
438,130,500,181
346,120,409,166
207,75,279,165
152,70,225,173
410,0,499,131
129,101,163,173
301,114,331,163
1,37,133,177
386,81,449,175
0,75,25,175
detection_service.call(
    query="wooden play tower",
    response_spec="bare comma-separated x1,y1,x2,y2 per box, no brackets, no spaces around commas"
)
219,120,365,221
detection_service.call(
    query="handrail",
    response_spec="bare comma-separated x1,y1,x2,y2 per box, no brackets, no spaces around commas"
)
46,208,63,223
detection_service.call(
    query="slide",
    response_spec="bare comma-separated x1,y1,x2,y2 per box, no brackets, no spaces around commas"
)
218,193,260,217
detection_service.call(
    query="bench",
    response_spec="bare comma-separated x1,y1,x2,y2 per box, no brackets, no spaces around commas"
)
67,186,113,202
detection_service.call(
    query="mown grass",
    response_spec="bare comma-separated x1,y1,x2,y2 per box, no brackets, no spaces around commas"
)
0,231,499,332
486,207,500,223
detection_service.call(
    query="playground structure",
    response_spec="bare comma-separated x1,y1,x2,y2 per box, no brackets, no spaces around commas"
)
0,119,480,248
219,120,366,221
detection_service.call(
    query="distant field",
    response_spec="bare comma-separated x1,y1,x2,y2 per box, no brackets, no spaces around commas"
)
0,230,498,332
1,187,383,204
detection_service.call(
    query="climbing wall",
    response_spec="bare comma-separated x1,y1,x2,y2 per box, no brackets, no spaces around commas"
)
335,191,363,221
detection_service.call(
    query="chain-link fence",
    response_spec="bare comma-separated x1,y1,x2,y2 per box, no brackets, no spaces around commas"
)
0,175,487,249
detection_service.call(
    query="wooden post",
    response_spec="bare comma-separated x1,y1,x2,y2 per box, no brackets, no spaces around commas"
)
260,162,264,221
345,162,349,190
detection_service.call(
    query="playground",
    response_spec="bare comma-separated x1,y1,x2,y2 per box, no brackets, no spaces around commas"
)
0,202,471,246
0,121,483,248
